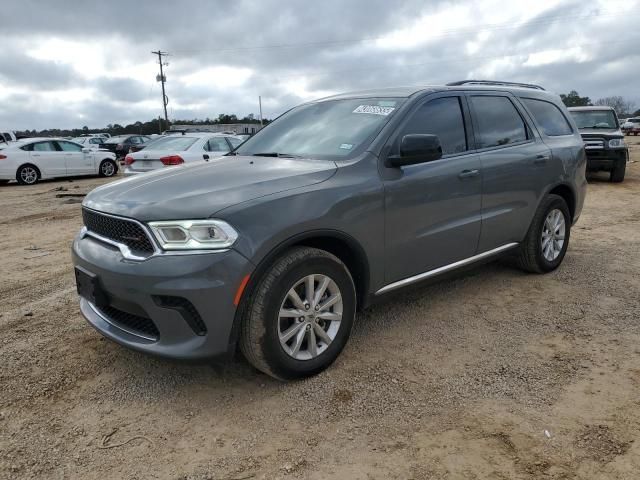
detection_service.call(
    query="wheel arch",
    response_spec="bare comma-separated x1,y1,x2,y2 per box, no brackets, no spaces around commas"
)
547,183,576,222
228,230,371,353
16,163,41,181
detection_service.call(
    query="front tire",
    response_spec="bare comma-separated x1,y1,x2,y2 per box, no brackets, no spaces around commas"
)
517,194,571,273
239,247,356,380
99,159,118,177
16,164,40,185
610,159,626,183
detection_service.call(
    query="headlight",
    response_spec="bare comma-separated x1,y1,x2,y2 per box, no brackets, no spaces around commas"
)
609,138,625,148
148,219,238,250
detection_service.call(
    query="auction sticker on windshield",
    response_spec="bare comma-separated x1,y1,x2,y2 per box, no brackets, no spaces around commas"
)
353,105,395,116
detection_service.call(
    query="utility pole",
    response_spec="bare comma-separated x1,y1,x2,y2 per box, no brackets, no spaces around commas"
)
259,96,263,127
152,50,169,130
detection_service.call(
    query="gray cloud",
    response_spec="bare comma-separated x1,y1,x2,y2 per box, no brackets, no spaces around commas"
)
1,0,639,130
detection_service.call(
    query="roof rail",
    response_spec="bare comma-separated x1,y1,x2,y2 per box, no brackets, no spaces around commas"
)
446,80,546,91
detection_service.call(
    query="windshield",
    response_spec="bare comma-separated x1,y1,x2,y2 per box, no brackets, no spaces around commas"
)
570,110,619,129
235,97,405,159
143,136,199,151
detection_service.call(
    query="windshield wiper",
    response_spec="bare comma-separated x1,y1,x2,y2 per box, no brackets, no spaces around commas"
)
252,152,303,158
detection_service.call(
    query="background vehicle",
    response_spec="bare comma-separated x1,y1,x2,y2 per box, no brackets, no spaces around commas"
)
568,106,628,182
99,135,151,159
1,130,17,143
622,117,640,135
123,132,244,175
72,136,108,149
73,80,586,380
0,138,118,185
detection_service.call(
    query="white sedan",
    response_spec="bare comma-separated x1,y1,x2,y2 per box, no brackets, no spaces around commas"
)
123,132,244,175
71,136,108,149
0,138,119,185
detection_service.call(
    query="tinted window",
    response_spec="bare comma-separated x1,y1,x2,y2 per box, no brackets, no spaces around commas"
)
33,141,56,151
206,137,230,152
57,141,83,152
144,136,199,151
470,96,528,148
522,98,573,136
396,97,467,155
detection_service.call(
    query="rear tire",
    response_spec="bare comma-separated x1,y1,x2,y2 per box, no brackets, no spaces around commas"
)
16,164,40,185
99,159,118,177
610,159,626,183
517,194,571,273
239,247,356,380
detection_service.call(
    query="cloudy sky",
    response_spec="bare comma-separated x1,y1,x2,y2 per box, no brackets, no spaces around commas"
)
1,0,639,130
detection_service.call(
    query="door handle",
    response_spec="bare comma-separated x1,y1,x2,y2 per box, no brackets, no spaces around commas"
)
458,169,480,179
534,154,550,164
32,154,41,157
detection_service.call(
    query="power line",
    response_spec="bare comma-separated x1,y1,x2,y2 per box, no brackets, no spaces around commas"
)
172,10,635,55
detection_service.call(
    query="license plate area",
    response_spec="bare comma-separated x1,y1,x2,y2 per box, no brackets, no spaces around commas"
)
140,161,152,168
75,266,109,308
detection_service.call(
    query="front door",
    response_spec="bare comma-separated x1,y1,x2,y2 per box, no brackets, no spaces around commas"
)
29,141,66,176
382,95,482,284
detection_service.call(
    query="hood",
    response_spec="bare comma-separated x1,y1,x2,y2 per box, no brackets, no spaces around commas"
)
83,155,337,221
578,128,623,139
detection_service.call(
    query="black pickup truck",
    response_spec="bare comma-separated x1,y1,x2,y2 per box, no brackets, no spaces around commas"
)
568,106,628,182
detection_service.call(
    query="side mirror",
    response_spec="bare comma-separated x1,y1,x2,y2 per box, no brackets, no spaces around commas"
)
388,134,443,167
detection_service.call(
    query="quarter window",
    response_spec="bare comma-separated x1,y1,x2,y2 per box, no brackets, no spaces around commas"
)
470,96,528,148
396,97,468,155
522,98,573,136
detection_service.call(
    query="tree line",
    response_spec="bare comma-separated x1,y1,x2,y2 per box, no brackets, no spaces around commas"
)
560,91,639,117
16,114,270,138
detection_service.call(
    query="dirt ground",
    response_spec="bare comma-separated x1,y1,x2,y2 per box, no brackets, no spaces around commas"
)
1,138,639,480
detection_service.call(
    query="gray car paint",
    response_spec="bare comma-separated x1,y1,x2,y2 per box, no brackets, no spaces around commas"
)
73,84,587,360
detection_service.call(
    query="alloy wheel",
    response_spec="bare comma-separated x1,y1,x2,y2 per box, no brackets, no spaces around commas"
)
278,274,343,361
541,208,566,261
20,167,38,184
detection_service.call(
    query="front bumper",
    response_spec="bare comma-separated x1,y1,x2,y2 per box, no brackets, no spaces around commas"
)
72,230,253,360
585,148,628,171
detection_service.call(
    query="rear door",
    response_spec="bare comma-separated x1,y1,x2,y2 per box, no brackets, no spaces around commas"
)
57,141,93,175
468,93,552,252
29,141,66,176
382,94,482,283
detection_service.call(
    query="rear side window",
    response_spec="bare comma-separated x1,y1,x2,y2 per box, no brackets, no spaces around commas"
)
522,98,573,136
57,141,83,152
396,96,468,155
33,141,57,151
206,137,231,152
470,96,528,148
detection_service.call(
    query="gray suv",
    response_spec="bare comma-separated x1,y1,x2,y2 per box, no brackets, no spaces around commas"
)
72,80,587,380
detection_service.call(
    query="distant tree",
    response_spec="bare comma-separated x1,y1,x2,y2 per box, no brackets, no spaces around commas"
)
560,91,592,107
634,109,640,117
594,96,636,116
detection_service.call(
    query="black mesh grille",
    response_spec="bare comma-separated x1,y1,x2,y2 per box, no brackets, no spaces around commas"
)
153,295,208,336
100,305,160,339
83,208,154,253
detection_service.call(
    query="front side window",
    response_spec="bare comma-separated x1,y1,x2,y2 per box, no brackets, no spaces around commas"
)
33,141,56,152
57,141,83,152
522,98,573,136
470,96,528,148
569,110,618,129
227,137,243,149
206,137,231,152
394,96,467,156
234,97,405,159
